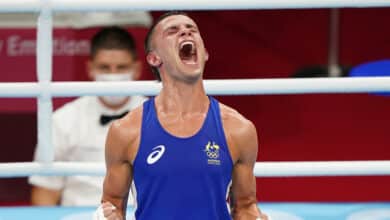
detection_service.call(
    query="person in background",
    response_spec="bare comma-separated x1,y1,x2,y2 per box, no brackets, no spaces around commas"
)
29,26,147,206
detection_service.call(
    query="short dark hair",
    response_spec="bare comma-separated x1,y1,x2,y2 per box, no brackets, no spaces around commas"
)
144,11,189,81
90,26,138,60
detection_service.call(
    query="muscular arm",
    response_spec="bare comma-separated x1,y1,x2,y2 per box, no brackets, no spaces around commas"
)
222,105,266,220
231,120,262,220
101,110,141,219
31,186,61,205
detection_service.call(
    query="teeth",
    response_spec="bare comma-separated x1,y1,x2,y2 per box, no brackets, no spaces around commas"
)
180,41,194,50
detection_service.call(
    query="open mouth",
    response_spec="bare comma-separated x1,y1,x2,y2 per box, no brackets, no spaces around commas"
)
179,41,197,64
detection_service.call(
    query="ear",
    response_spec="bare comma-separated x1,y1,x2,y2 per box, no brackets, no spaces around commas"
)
146,52,162,68
87,59,96,80
205,48,209,62
133,60,142,80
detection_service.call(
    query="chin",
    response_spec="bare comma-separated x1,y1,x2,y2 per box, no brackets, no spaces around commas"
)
183,72,203,84
181,64,204,75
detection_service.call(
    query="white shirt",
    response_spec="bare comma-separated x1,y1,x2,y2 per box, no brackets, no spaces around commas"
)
29,96,147,206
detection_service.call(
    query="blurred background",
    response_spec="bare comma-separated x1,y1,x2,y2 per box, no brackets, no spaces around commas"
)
0,9,390,206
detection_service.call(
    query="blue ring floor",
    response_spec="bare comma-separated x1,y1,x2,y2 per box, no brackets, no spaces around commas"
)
0,203,390,220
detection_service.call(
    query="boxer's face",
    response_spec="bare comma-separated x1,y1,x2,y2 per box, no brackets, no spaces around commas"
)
147,15,208,84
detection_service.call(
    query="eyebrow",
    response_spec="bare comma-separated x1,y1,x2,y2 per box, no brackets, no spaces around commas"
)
185,24,196,29
163,23,197,34
164,25,179,33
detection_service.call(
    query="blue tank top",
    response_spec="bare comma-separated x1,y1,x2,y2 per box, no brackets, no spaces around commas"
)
132,96,233,220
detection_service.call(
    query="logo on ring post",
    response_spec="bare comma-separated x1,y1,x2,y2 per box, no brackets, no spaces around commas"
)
204,141,221,165
147,145,166,165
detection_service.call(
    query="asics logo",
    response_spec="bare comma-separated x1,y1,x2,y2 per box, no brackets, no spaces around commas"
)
147,145,165,165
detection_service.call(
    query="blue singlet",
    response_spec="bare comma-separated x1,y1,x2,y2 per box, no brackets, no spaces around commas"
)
132,96,233,220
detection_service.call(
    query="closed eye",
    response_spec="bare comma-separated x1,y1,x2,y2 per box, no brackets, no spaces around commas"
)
165,26,179,35
186,24,198,33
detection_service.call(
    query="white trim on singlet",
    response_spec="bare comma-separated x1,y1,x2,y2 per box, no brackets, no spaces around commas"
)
225,180,233,214
130,181,138,220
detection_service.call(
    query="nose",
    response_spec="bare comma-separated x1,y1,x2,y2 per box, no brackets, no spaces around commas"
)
110,66,124,73
109,66,116,73
179,28,192,37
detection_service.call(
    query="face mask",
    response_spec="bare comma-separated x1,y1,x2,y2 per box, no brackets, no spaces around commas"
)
95,72,134,106
94,72,134,82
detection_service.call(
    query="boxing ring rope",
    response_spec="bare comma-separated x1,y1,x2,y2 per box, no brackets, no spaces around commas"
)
1,161,390,177
1,0,390,179
36,0,54,163
1,77,390,97
1,0,390,12
0,80,389,178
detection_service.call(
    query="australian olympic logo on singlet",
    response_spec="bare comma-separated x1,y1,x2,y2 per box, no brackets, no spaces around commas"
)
147,145,166,165
204,141,221,165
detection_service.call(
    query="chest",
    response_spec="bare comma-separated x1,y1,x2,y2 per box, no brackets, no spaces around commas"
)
158,113,207,138
135,136,232,178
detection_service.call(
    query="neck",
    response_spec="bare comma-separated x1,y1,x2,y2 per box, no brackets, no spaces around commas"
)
156,79,208,114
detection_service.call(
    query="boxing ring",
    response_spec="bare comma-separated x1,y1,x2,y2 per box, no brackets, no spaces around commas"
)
1,0,390,219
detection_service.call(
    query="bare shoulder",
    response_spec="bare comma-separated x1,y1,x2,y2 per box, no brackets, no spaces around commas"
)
109,105,143,143
219,103,258,163
106,105,143,163
219,103,257,137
